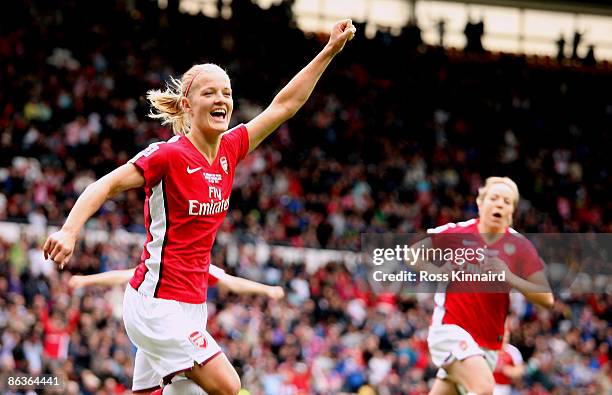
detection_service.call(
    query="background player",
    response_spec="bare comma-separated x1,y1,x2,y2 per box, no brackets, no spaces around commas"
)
416,177,553,395
493,325,525,395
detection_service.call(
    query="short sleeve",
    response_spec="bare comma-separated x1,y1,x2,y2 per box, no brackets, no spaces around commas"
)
427,225,450,250
208,264,227,286
517,240,545,278
428,232,442,250
129,142,169,188
221,124,249,163
507,344,524,365
427,222,456,249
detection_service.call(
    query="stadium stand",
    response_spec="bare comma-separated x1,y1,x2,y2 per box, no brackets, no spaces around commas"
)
0,1,610,394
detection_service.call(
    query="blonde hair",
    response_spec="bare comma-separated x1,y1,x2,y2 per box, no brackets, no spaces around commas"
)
146,63,228,135
476,177,520,209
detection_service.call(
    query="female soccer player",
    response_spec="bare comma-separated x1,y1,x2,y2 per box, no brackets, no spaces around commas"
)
420,177,553,395
43,19,356,395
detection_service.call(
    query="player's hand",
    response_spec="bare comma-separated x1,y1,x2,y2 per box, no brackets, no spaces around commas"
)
327,19,356,55
483,257,509,278
43,229,77,269
68,275,86,290
437,261,455,276
266,286,285,300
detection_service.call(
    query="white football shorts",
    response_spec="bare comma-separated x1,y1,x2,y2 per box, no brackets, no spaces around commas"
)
123,285,222,391
427,324,498,381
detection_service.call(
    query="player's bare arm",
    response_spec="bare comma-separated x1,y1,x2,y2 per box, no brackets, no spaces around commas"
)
69,267,285,299
246,19,356,151
69,269,136,289
485,257,554,308
510,270,554,308
43,164,145,269
217,274,285,299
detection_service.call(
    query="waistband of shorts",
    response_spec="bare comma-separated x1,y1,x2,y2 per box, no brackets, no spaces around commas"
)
127,284,207,308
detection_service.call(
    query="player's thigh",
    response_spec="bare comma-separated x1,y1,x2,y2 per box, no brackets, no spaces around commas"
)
132,349,162,394
445,355,495,395
429,377,460,395
163,379,208,395
185,352,240,395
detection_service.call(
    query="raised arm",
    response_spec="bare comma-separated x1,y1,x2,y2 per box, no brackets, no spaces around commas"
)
245,19,356,152
43,163,145,268
69,268,136,289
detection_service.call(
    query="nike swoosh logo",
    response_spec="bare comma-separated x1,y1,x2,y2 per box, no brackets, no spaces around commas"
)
187,166,202,174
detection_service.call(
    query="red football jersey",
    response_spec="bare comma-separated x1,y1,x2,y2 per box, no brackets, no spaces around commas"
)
40,309,80,360
429,219,543,350
128,125,249,303
494,344,523,385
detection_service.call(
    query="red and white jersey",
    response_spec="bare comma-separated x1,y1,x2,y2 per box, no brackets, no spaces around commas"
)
40,309,80,360
493,343,523,385
128,125,249,303
428,219,543,350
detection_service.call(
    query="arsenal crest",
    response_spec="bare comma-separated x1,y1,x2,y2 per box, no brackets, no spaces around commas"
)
220,156,228,174
189,331,207,349
504,243,516,255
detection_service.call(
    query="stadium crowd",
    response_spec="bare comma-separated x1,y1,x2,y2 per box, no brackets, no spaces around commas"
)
0,0,610,394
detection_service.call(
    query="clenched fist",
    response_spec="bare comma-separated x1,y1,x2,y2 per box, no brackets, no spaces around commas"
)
327,19,357,55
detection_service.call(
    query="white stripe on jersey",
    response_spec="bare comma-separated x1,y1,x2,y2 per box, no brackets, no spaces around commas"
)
432,284,448,326
209,264,226,281
505,344,523,364
427,219,476,325
427,218,477,234
140,179,167,296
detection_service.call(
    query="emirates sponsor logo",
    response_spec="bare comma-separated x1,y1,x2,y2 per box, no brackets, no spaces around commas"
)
188,198,230,216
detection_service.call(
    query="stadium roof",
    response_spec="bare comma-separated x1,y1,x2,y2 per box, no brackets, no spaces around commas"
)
443,0,612,16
